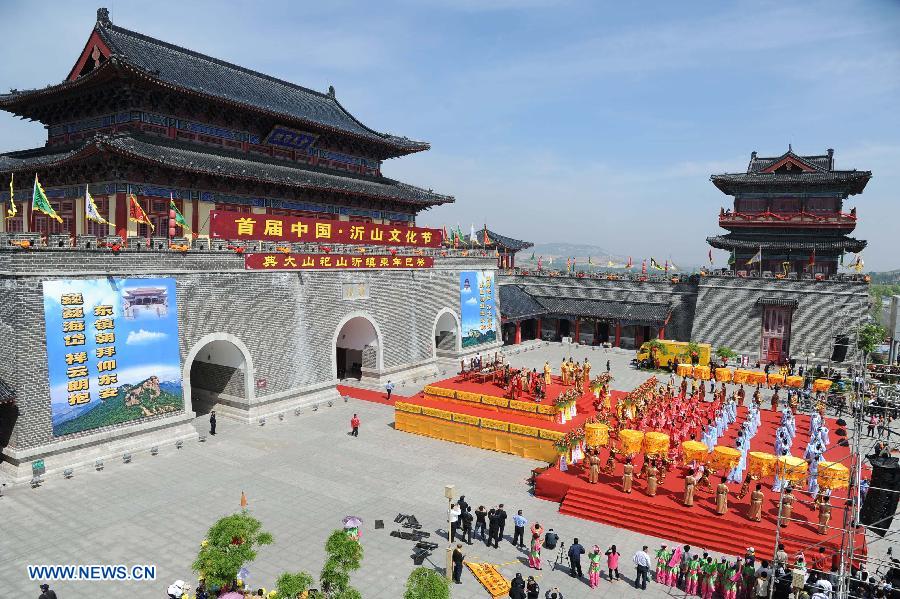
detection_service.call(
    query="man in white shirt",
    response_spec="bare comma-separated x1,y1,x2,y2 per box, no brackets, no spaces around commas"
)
633,545,651,590
448,503,461,542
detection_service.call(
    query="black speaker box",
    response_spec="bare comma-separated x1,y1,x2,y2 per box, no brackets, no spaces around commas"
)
860,456,900,537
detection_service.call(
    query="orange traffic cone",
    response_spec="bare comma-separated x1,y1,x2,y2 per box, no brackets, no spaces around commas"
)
240,491,248,508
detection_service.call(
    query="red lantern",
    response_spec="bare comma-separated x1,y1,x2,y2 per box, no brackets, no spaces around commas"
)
169,208,176,238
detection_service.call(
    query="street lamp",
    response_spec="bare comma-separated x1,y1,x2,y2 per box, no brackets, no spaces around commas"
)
445,484,455,581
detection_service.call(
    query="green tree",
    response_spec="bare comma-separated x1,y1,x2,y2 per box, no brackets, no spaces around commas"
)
858,323,887,356
685,342,703,365
192,511,274,590
275,571,315,599
320,530,363,598
404,567,451,599
715,346,737,360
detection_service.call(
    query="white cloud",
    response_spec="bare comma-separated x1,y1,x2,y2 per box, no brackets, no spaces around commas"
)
465,296,478,305
43,278,122,317
126,329,168,346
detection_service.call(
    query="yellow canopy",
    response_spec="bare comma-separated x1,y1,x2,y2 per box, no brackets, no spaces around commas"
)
682,440,708,463
618,429,644,455
643,431,670,455
776,455,808,482
818,461,850,490
585,422,609,447
748,451,777,478
709,446,741,470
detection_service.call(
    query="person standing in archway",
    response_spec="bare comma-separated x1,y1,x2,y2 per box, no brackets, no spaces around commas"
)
350,413,360,437
209,410,217,436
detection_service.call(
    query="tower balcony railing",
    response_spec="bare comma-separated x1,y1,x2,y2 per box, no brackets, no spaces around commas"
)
719,208,856,228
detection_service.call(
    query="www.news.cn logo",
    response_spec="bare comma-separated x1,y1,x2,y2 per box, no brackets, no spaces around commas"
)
28,564,156,581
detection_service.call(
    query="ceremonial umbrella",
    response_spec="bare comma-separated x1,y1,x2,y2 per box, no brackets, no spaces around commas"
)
219,592,244,599
343,516,363,528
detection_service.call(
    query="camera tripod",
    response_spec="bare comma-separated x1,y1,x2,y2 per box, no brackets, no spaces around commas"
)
553,541,569,571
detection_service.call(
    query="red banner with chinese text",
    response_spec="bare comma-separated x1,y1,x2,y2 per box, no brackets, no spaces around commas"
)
245,253,435,270
211,211,442,247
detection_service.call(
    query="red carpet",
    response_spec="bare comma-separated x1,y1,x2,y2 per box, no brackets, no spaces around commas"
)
337,384,408,406
536,404,866,561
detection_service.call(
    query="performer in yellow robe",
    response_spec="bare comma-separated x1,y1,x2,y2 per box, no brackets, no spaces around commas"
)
561,359,569,386
543,361,552,386
583,358,592,387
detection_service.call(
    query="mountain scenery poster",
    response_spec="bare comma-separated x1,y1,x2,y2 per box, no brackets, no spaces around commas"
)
460,270,498,348
42,277,183,437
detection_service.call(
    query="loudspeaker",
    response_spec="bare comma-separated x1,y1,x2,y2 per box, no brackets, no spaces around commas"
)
374,520,384,530
860,456,900,537
831,335,849,363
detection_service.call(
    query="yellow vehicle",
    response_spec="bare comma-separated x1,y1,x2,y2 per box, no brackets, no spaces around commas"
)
635,340,711,368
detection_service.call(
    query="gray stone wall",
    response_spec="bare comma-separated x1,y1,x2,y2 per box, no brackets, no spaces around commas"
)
0,247,495,470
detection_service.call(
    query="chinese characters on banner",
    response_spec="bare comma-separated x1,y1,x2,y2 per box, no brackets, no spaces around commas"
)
459,270,498,348
210,211,443,248
43,278,183,437
244,253,434,270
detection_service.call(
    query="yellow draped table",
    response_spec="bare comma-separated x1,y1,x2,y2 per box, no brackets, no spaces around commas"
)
619,429,645,455
747,371,767,385
643,432,670,455
818,461,850,490
776,455,808,482
585,422,609,447
733,369,751,384
677,364,693,377
682,440,709,464
785,375,804,388
693,365,711,380
813,379,833,393
715,368,733,382
748,451,776,478
768,373,785,386
709,446,741,471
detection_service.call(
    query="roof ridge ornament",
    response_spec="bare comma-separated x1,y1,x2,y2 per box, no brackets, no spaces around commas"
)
97,7,111,28
328,85,335,98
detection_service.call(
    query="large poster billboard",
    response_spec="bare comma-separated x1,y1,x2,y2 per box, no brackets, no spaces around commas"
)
43,278,183,437
460,270,498,348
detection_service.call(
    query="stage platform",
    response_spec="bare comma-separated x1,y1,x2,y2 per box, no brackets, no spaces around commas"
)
394,372,619,462
535,404,865,560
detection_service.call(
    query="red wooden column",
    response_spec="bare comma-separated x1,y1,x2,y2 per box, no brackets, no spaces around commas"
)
514,321,522,345
658,326,666,340
536,318,542,340
115,191,127,239
614,321,622,347
574,319,580,343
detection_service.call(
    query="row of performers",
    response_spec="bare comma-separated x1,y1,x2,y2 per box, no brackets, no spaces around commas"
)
580,448,835,534
489,358,598,400
672,374,830,415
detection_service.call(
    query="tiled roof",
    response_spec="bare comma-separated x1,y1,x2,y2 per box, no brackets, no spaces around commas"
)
748,150,832,173
454,228,532,251
0,133,453,207
498,285,546,320
533,296,672,324
0,11,428,157
707,234,866,253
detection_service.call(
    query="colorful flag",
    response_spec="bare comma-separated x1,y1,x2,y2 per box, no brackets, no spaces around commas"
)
6,174,16,218
650,257,665,271
537,256,543,270
626,256,633,269
32,174,62,223
853,254,864,273
641,259,647,275
808,248,816,268
530,251,535,261
85,184,111,226
170,194,191,235
746,247,762,265
483,225,491,246
469,224,478,244
708,249,713,265
588,256,594,266
442,225,448,245
728,250,736,266
128,193,154,231
840,252,845,267
547,255,553,265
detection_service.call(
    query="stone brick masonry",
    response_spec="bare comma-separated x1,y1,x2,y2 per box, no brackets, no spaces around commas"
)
0,245,499,481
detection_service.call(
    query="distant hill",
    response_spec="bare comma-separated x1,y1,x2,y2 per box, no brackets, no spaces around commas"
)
516,242,700,272
462,329,497,348
870,270,900,284
53,376,183,436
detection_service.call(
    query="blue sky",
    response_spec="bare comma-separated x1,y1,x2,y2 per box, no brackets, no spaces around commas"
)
1,1,898,269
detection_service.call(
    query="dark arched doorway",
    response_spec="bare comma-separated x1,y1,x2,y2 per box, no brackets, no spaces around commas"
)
335,316,380,381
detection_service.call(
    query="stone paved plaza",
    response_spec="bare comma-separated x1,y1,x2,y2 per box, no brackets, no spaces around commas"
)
0,343,892,598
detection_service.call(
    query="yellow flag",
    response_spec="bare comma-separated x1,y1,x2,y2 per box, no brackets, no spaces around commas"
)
6,173,16,218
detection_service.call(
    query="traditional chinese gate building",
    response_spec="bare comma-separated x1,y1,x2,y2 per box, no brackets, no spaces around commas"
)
0,9,501,482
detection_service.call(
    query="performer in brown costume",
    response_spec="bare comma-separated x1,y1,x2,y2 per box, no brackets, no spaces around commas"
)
818,497,832,535
646,462,658,497
622,458,634,494
748,483,764,522
780,485,795,528
588,450,601,484
684,469,697,507
715,477,729,515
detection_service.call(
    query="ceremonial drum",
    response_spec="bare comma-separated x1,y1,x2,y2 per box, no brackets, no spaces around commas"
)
776,455,808,482
677,364,693,377
585,422,609,447
748,451,776,478
715,368,732,383
732,369,750,384
618,429,645,455
785,375,804,388
681,440,708,464
709,446,742,471
747,371,767,385
693,366,711,381
768,373,785,386
813,379,833,393
642,431,670,455
817,461,850,490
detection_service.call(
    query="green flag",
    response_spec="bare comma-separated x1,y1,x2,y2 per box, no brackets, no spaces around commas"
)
170,195,191,234
530,252,535,260
727,250,735,265
32,174,62,223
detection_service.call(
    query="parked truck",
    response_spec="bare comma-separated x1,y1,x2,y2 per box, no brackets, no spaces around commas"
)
635,340,711,369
